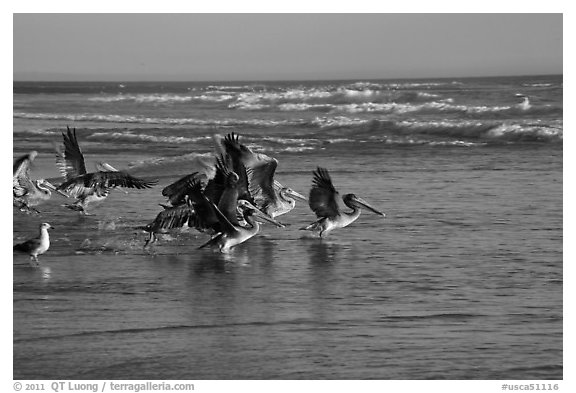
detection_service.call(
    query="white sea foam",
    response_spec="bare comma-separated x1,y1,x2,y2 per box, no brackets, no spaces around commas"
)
87,132,212,144
89,94,194,104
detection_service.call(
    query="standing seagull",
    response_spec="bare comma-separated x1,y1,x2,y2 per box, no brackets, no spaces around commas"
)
13,222,54,262
55,126,157,214
301,167,385,237
13,151,67,214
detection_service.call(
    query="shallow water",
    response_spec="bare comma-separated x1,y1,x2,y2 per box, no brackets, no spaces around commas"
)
13,144,562,379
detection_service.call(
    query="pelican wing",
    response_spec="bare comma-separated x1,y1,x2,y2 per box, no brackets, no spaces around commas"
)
161,172,203,206
221,132,276,170
146,204,195,232
55,126,87,181
13,151,37,177
222,132,252,160
203,154,232,204
87,171,157,189
309,167,340,219
187,179,220,231
13,176,35,198
247,159,279,209
58,171,156,197
13,152,37,197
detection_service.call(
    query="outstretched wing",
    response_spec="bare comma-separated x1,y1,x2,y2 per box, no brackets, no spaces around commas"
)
55,126,87,181
186,178,220,232
247,159,279,210
309,167,340,219
161,172,205,206
58,171,157,197
13,151,37,197
145,204,195,233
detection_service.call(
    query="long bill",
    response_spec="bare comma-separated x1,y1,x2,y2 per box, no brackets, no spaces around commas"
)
353,196,386,216
240,200,285,228
42,180,70,198
285,188,308,202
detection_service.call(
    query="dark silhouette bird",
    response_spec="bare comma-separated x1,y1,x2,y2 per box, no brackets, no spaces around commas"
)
140,173,206,248
219,132,307,218
13,222,54,262
301,167,385,237
55,126,157,214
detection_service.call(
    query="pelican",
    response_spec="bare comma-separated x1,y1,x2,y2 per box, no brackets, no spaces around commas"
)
196,154,284,252
13,222,54,262
198,199,284,253
55,126,157,214
13,151,68,213
301,167,385,237
141,202,196,248
140,173,208,247
247,160,307,218
219,132,306,217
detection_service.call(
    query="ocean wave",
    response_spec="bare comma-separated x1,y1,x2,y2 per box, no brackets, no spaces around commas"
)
13,111,304,128
89,94,194,104
87,132,213,144
486,123,563,142
312,117,562,144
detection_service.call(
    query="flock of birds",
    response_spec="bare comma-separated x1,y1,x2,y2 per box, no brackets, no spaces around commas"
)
13,127,385,262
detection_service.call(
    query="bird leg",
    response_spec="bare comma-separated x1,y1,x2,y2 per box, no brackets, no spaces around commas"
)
143,233,156,248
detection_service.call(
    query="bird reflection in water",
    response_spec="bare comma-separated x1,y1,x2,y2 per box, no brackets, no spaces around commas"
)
306,239,342,265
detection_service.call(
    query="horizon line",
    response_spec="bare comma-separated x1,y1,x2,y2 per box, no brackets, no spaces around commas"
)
13,72,563,84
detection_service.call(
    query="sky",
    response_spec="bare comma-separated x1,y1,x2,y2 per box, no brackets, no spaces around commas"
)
12,13,562,81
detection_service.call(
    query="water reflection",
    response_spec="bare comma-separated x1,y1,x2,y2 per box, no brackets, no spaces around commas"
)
305,240,342,323
306,239,342,265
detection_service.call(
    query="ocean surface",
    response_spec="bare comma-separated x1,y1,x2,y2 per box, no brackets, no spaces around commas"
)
13,75,562,380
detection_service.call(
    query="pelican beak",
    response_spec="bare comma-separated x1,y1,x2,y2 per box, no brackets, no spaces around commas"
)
286,188,308,202
241,201,285,228
254,210,285,228
353,196,386,216
42,180,70,198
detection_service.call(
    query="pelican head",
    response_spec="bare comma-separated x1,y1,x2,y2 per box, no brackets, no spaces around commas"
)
35,179,55,194
237,200,285,227
36,179,69,198
28,150,39,161
226,172,240,187
280,187,307,202
343,194,385,216
96,162,119,172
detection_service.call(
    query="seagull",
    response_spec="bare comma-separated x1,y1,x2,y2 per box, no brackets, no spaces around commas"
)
13,150,67,214
55,126,157,214
13,222,54,262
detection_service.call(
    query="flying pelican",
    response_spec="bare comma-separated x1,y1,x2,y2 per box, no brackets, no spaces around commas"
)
13,222,54,262
13,151,68,214
219,132,307,217
140,172,208,247
301,167,385,237
141,202,196,248
55,126,157,214
194,153,284,251
198,199,284,253
247,160,307,218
